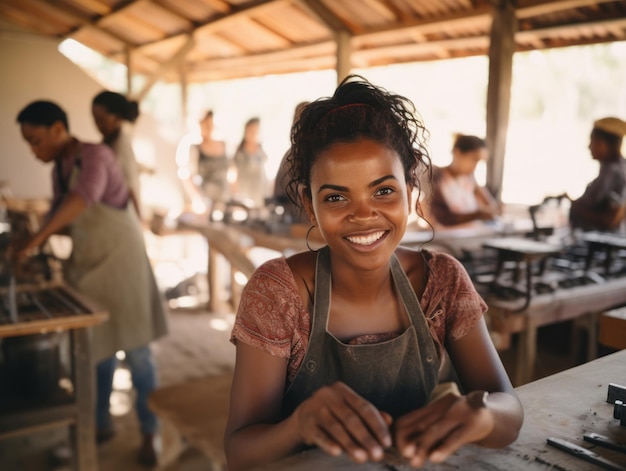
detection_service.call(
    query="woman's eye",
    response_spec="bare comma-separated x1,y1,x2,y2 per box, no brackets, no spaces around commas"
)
325,194,345,203
376,187,394,196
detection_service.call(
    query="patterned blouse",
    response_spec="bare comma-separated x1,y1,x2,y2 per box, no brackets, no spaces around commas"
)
231,250,487,383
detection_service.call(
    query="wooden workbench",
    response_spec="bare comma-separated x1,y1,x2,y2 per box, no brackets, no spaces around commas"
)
255,350,626,470
178,212,534,311
486,274,626,386
0,283,108,471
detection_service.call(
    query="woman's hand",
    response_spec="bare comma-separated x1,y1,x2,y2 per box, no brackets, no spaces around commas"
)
6,236,39,261
394,392,495,468
294,382,392,463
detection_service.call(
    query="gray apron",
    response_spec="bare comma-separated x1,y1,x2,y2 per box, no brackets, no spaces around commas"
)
62,158,168,363
283,246,440,419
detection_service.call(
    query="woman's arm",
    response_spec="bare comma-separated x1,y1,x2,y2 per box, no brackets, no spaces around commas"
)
225,341,393,471
394,318,523,467
224,342,303,471
11,191,87,258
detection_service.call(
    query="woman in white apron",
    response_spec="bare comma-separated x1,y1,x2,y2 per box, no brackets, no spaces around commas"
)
14,100,168,466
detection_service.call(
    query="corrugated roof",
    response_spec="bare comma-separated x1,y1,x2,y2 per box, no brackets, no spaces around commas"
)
0,0,625,82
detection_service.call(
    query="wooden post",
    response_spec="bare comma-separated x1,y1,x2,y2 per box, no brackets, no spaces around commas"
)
180,66,188,127
485,0,517,203
125,45,133,96
336,30,352,84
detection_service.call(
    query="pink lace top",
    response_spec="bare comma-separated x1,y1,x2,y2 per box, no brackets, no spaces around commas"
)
231,251,486,383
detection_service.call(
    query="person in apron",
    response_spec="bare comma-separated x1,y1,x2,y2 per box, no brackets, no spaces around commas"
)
14,100,168,467
225,76,523,471
91,90,143,219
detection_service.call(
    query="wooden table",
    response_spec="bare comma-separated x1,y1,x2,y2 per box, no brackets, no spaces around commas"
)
0,283,108,471
178,212,534,312
481,237,563,313
486,274,626,386
255,350,626,470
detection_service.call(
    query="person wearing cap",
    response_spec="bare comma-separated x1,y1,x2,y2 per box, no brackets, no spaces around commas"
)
569,117,626,233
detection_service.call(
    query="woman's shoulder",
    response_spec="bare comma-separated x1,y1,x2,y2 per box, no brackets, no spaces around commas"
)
396,246,468,284
80,141,117,162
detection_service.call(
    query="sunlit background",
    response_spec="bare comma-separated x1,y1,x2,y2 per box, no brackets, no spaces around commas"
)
59,39,626,210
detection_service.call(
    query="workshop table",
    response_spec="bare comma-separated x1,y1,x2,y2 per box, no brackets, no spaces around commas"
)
254,349,626,470
177,212,533,312
486,274,626,386
0,282,108,471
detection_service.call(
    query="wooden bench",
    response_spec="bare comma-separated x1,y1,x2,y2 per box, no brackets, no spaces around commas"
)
149,372,233,470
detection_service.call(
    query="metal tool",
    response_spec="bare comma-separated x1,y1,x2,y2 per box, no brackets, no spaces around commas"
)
608,384,626,405
584,433,626,455
547,437,626,471
8,273,17,323
47,287,83,314
29,292,52,319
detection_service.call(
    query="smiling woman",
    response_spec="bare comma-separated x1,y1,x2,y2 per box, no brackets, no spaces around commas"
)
224,75,523,471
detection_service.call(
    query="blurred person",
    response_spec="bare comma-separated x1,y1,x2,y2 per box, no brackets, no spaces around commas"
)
91,90,143,219
13,100,168,467
272,101,310,225
569,117,626,233
424,134,500,227
188,110,231,215
233,117,268,208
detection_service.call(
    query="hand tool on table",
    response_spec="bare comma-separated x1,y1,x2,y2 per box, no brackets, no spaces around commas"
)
547,437,626,471
584,433,626,455
608,384,626,405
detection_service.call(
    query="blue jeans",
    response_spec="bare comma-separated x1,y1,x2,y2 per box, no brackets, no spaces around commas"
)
96,344,158,435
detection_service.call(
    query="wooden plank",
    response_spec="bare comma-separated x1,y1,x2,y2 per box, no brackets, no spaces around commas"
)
0,283,108,338
485,0,517,203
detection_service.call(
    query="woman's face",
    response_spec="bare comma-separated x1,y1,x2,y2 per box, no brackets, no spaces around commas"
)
200,115,214,138
244,121,260,143
92,104,121,138
304,138,411,271
451,148,485,175
20,122,66,163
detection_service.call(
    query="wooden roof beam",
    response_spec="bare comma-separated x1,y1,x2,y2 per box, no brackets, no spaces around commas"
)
298,0,350,32
132,34,195,101
354,4,492,44
516,0,620,19
516,16,626,39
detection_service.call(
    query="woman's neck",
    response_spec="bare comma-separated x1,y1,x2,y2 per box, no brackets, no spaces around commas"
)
103,127,121,146
330,258,393,301
57,137,79,161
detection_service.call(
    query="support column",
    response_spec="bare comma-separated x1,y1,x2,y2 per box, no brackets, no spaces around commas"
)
485,0,517,203
125,45,133,96
180,66,188,127
336,30,352,84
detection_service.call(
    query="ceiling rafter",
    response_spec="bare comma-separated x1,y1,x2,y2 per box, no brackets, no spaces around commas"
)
1,0,625,83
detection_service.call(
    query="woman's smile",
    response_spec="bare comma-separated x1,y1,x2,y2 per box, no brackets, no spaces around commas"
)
345,230,387,246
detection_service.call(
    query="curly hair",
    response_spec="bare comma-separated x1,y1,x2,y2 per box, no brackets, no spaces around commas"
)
285,75,431,210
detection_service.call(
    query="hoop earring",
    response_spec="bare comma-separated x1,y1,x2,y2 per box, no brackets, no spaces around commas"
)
305,225,319,252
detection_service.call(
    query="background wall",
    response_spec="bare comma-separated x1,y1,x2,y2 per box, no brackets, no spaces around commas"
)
0,20,184,215
0,20,102,199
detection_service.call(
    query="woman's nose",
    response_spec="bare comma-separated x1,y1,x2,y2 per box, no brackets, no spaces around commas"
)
350,199,376,221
